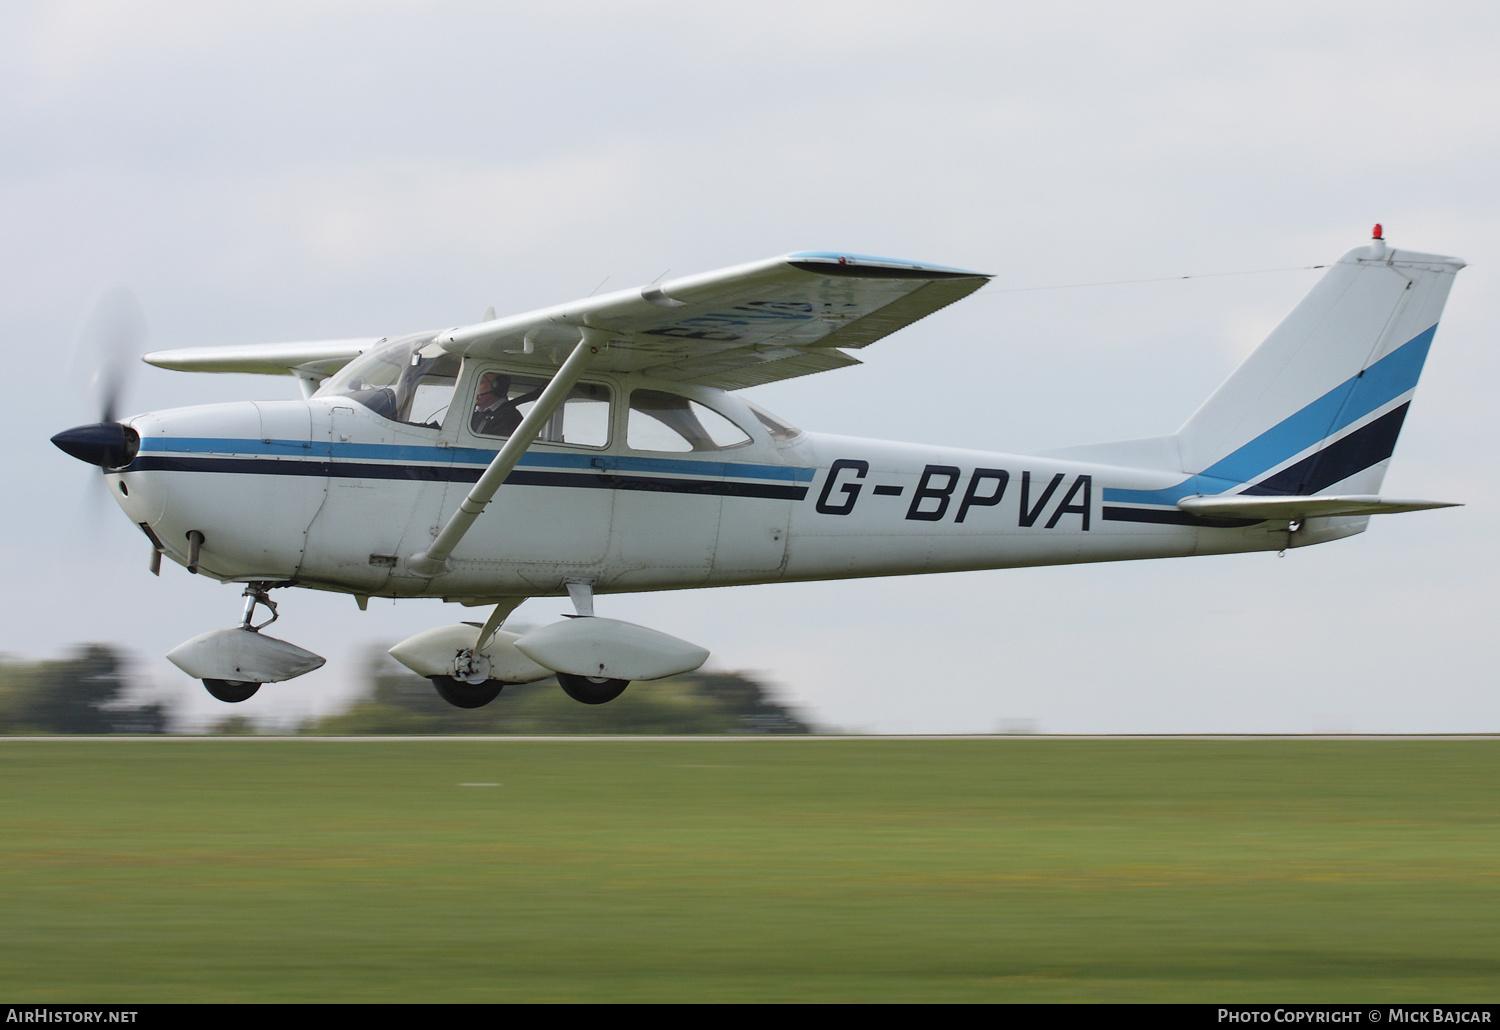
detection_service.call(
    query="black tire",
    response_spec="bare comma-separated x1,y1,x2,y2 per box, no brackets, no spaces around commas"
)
556,672,630,705
431,676,504,709
203,679,261,703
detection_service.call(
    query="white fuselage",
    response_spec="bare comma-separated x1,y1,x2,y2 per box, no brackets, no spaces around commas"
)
108,374,1306,604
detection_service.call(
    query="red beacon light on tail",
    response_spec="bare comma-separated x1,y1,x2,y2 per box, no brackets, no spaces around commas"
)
1372,223,1384,240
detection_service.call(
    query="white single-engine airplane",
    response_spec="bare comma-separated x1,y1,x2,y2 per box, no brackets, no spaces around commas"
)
54,229,1463,708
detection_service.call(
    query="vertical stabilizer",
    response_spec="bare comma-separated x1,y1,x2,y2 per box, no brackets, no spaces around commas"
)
1176,235,1463,497
1097,233,1463,515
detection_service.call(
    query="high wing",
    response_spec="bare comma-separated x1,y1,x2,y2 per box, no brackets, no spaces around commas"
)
143,338,379,379
439,251,989,389
140,253,989,391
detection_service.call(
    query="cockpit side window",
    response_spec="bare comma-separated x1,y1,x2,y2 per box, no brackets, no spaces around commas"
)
407,358,459,428
470,372,611,448
627,390,752,453
315,333,459,429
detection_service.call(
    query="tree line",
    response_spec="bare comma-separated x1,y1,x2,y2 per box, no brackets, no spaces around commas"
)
0,644,814,735
0,645,168,734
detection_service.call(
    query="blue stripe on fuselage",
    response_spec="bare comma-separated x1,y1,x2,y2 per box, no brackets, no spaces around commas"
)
1102,324,1436,507
135,436,813,482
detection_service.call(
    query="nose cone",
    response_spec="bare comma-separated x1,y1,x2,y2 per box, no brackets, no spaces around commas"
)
51,422,140,469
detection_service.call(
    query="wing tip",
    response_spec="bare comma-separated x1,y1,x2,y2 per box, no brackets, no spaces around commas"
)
786,252,990,279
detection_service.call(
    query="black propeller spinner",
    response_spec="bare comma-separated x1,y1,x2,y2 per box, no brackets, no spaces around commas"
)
51,421,140,469
54,286,146,470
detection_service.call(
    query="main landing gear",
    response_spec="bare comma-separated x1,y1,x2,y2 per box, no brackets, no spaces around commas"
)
556,673,630,705
415,585,638,709
425,636,511,709
429,676,504,709
548,583,631,706
427,671,628,708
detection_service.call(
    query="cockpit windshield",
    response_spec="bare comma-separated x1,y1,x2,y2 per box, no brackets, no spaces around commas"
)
315,333,461,428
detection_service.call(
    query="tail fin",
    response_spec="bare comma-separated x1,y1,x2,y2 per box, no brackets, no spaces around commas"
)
1082,235,1464,509
1176,235,1464,497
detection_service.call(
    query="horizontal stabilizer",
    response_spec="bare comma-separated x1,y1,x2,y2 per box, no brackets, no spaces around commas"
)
1177,494,1461,520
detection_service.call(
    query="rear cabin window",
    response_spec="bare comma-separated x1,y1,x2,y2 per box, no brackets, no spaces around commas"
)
627,390,752,453
470,372,611,448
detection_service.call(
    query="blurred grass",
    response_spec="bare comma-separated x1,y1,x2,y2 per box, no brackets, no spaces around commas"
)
297,666,814,736
0,738,1496,1001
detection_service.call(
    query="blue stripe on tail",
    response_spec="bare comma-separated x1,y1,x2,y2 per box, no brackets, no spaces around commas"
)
1103,324,1435,506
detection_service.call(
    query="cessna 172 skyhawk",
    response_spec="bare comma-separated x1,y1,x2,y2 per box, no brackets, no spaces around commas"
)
52,229,1463,707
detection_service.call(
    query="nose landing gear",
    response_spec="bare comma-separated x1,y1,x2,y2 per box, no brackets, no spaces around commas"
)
240,583,279,632
165,582,325,703
203,679,260,703
197,586,279,703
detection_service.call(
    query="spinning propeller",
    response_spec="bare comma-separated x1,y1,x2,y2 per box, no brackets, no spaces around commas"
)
52,286,146,470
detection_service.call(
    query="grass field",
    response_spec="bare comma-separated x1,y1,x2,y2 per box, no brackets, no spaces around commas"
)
0,738,1496,1002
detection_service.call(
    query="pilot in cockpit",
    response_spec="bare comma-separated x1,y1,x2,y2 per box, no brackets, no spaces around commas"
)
471,373,514,436
471,372,547,438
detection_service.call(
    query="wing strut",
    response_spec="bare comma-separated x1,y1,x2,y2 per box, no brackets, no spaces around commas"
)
405,329,606,577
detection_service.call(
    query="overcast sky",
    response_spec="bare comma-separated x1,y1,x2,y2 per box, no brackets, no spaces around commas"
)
5,1,1498,732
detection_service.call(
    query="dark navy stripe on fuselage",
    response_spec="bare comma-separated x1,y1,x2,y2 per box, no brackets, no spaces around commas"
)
136,437,814,483
124,454,810,501
1101,506,1263,528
